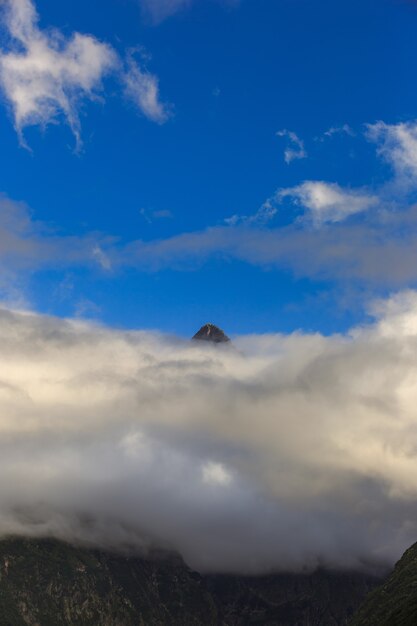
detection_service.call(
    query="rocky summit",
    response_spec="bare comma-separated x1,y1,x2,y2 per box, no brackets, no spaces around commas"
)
192,323,230,344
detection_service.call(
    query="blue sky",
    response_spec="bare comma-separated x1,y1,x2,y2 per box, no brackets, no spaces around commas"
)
0,0,416,335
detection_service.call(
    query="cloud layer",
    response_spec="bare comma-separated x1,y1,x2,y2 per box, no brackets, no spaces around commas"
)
1,294,417,573
3,191,417,292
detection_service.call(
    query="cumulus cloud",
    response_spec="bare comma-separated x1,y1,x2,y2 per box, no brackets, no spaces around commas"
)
277,129,307,164
1,294,417,573
0,0,170,148
279,181,378,226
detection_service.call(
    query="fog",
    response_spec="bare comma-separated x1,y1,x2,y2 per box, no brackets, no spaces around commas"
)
1,292,417,574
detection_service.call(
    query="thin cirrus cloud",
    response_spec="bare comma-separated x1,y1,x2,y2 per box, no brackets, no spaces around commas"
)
0,0,170,148
140,0,240,23
323,124,355,138
1,292,417,572
140,0,193,22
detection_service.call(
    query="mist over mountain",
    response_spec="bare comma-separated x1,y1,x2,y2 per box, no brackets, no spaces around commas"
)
0,292,416,575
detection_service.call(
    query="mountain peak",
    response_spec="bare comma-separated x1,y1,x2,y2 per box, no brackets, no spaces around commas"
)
192,323,230,344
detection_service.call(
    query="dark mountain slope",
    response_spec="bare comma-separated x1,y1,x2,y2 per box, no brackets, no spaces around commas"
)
0,537,380,626
350,542,417,626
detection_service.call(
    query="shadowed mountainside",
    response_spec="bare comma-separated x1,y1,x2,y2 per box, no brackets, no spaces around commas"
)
350,542,417,626
0,537,381,626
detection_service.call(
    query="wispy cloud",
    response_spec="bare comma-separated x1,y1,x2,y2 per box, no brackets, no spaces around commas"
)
140,0,192,22
0,0,170,148
225,196,278,226
322,124,355,139
367,120,417,189
139,0,240,24
0,194,114,274
0,0,116,148
123,51,171,124
277,129,307,164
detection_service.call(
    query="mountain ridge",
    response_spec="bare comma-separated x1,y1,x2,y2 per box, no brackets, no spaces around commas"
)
0,536,381,625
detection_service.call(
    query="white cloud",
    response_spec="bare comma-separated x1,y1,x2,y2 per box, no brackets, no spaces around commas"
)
0,0,170,148
277,129,307,164
279,181,378,226
0,295,417,572
367,120,417,186
0,0,117,148
123,53,170,124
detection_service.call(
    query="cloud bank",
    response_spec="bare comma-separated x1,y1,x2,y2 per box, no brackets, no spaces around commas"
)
1,293,417,573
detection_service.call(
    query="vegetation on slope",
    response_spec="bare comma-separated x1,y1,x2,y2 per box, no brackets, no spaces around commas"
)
0,537,380,625
350,542,417,626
